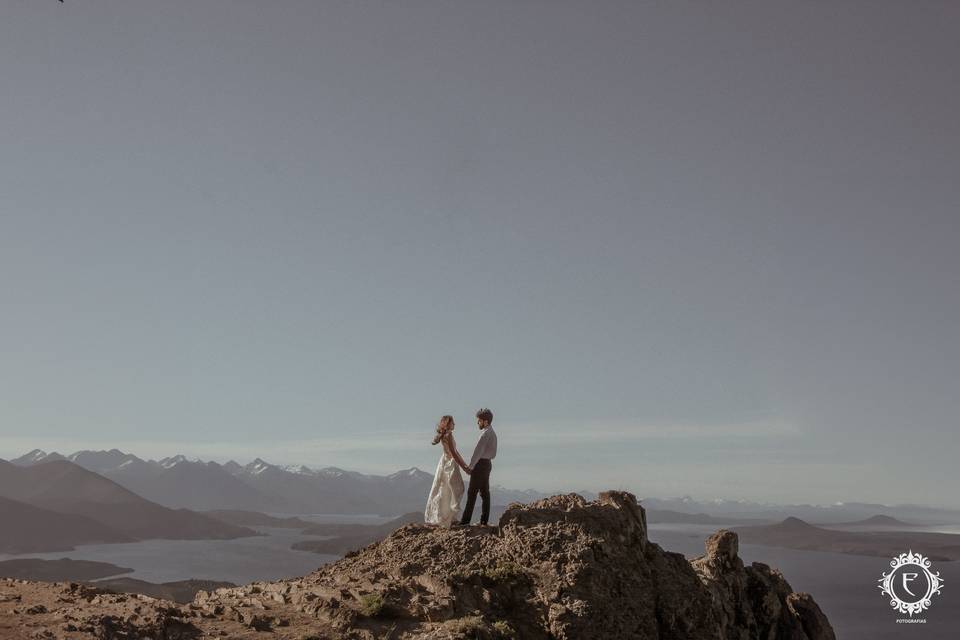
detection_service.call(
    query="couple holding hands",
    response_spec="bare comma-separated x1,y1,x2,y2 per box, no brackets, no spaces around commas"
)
423,408,497,527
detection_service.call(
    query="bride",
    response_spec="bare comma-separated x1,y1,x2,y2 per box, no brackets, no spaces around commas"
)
424,415,470,526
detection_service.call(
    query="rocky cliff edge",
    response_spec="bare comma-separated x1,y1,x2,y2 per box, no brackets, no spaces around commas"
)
0,491,835,639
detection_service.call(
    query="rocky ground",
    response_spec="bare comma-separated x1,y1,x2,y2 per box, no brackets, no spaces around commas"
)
0,491,835,639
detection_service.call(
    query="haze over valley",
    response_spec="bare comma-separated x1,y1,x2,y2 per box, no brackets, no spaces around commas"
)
2,448,959,639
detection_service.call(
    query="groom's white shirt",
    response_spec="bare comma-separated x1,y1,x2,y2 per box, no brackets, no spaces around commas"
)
469,426,497,469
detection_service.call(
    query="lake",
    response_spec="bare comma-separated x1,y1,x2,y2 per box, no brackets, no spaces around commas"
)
650,523,959,640
1,518,955,638
0,526,332,584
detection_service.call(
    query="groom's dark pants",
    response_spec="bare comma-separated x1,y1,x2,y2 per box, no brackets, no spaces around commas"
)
460,458,492,525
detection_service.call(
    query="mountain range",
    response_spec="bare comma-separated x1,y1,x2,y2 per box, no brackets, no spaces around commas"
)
0,459,255,554
10,449,548,515
733,516,960,561
10,449,960,527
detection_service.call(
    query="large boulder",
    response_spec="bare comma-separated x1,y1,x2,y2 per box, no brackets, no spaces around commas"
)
229,490,833,639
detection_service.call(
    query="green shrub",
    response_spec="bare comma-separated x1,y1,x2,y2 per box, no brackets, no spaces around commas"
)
482,562,527,583
445,616,518,639
359,592,386,617
447,615,487,635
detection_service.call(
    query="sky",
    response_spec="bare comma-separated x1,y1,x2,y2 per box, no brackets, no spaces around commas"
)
1,1,958,506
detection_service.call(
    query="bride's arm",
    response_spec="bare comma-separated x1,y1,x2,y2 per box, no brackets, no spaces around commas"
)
445,435,471,473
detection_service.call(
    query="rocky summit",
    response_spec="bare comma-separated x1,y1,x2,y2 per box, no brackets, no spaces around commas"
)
0,491,835,639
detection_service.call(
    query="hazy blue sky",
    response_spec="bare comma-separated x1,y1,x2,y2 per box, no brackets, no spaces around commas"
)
1,1,957,506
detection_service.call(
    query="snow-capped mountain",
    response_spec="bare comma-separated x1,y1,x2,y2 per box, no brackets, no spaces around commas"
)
11,449,67,465
158,454,193,469
10,449,548,515
279,464,317,476
244,458,274,476
222,460,243,474
388,467,429,481
10,450,273,512
7,449,467,515
13,449,957,524
222,457,434,514
67,449,143,474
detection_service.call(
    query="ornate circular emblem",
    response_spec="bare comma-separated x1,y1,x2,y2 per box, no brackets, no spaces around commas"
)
877,550,944,617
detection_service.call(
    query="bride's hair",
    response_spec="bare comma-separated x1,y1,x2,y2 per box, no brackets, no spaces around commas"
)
431,415,454,445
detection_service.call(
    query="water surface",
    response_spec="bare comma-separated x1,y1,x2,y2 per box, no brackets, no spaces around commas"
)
650,524,959,640
0,526,336,584
2,519,956,637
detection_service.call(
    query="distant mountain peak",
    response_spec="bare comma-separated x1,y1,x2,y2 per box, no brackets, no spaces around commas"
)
280,464,317,476
779,516,814,529
382,467,433,487
159,455,189,469
11,450,66,466
246,458,273,475
8,447,547,516
857,514,909,526
222,460,242,474
389,467,425,478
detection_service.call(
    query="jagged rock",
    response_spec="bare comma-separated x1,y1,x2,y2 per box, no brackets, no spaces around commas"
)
238,609,272,630
252,490,830,639
0,491,834,639
787,592,836,640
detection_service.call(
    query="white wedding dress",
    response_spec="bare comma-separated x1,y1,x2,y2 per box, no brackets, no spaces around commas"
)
424,434,465,526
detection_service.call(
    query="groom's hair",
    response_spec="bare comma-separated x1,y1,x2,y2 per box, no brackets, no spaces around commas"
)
476,408,493,423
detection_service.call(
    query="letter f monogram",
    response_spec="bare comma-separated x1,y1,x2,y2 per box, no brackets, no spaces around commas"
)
901,572,919,597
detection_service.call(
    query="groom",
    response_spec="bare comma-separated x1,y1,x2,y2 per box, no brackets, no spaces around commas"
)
459,407,497,526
